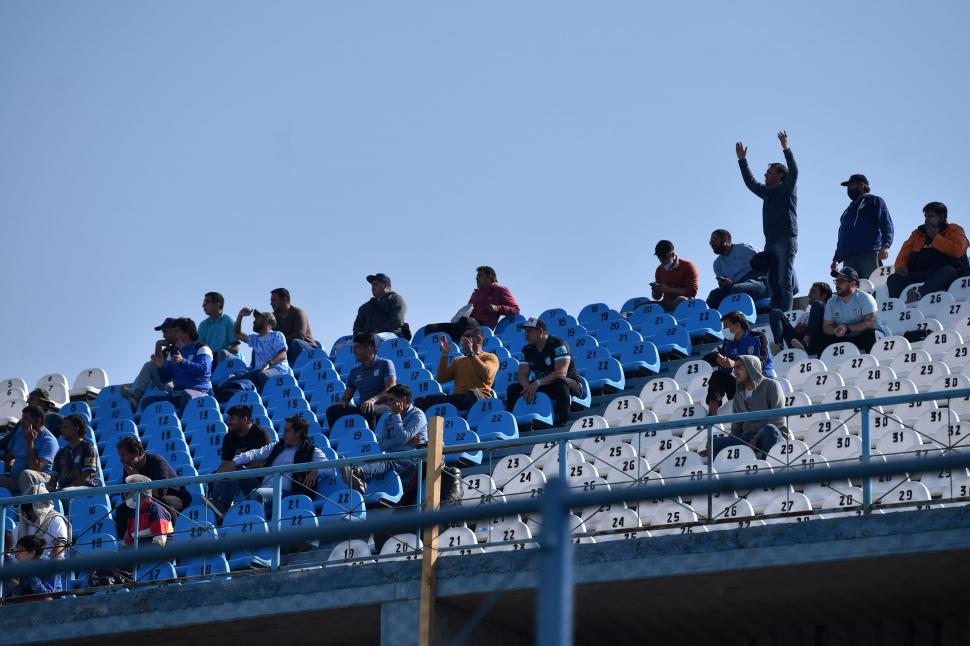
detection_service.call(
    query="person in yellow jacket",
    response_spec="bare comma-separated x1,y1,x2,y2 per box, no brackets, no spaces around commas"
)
415,326,498,411
887,202,970,302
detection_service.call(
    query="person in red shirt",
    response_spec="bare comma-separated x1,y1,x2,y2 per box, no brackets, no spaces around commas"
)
423,266,521,338
651,240,699,312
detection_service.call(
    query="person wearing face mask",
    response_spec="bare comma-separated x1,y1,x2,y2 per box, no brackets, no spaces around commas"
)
704,312,774,416
650,240,699,312
120,474,173,548
232,308,290,389
11,482,71,561
736,131,799,311
831,174,894,282
887,202,970,303
414,326,499,411
705,229,769,309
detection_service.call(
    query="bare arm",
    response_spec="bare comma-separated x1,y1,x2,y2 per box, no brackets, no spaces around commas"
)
233,308,253,342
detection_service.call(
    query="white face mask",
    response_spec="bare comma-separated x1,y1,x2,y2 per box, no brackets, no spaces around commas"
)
33,503,50,515
125,497,138,509
721,326,733,337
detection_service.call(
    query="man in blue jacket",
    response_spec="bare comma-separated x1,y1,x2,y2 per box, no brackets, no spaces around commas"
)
830,174,894,281
354,384,428,487
736,130,798,311
140,318,213,414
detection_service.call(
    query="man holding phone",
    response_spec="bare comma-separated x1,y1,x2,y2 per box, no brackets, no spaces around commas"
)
650,240,699,312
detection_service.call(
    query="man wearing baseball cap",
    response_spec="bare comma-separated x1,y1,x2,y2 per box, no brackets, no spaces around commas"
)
123,317,179,410
353,273,410,341
831,173,894,281
232,307,290,388
815,266,878,355
506,317,583,426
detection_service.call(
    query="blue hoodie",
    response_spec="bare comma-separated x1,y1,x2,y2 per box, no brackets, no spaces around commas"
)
833,194,894,260
157,342,213,393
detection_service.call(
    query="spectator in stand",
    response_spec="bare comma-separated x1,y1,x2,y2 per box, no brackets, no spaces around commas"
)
210,405,273,515
140,318,213,414
48,414,101,493
354,273,410,341
199,292,243,366
650,240,699,312
830,174,894,282
5,535,63,598
0,405,59,494
325,333,396,429
120,474,174,548
887,202,970,302
227,416,353,517
705,312,773,416
25,389,63,439
705,229,769,309
232,308,290,389
736,130,799,310
352,385,427,489
423,266,521,338
415,327,498,411
11,482,71,560
114,436,192,539
124,317,179,410
769,282,833,352
710,355,787,459
506,318,583,426
271,288,317,364
814,267,878,354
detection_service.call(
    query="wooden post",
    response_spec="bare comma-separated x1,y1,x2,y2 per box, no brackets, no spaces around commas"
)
418,415,444,646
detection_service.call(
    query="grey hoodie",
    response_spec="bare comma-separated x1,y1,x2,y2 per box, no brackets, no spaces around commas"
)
730,355,787,436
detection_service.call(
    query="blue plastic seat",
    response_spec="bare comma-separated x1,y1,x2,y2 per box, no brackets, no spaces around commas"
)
320,489,367,522
466,398,506,429
511,392,554,426
538,308,569,325
140,400,178,419
582,357,626,393
574,345,612,372
174,504,217,542
444,422,482,464
685,308,724,340
494,314,525,336
719,293,758,325
136,561,178,583
482,336,506,354
211,358,249,387
363,471,404,506
70,504,112,537
425,402,459,419
268,396,311,418
183,396,219,414
493,368,521,397
292,347,330,372
600,329,644,358
620,296,655,315
672,298,709,323
653,325,693,358
177,554,231,580
474,409,519,441
74,532,118,555
328,414,371,449
416,332,452,357
589,311,625,337
281,495,317,531
61,401,92,420
412,379,443,397
570,335,598,356
633,312,678,339
400,368,434,386
617,340,661,374
577,303,611,328
223,500,265,523
295,356,338,380
222,390,263,412
571,376,592,409
218,515,271,569
341,435,381,459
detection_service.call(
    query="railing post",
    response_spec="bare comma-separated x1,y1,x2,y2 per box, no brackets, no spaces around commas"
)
0,504,6,598
271,471,283,572
861,403,872,514
419,415,444,646
536,477,573,646
558,437,568,481
706,423,714,522
132,489,141,581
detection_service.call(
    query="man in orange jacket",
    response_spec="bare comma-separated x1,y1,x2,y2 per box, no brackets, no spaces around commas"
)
887,202,970,302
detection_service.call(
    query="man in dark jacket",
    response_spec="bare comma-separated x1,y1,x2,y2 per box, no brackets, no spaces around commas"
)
736,130,798,310
353,273,410,341
831,173,894,281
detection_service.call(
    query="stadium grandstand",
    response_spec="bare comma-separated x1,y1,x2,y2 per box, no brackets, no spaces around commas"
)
6,264,970,644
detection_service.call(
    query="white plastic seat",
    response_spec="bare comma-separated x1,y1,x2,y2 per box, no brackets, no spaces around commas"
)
640,435,688,466
912,408,958,445
605,456,652,487
947,276,970,302
924,330,964,361
609,408,658,430
939,468,970,500
938,301,970,327
501,466,547,500
773,348,809,377
821,487,864,517
762,491,814,524
786,405,830,441
657,451,705,481
649,389,693,420
785,359,828,387
775,377,794,396
570,415,615,455
819,342,860,369
438,527,484,557
602,395,645,424
1,377,28,394
886,303,924,335
945,344,970,373
45,382,70,408
914,318,945,335
685,372,713,402
531,445,584,476
484,520,533,551
871,378,919,411
70,368,109,398
876,428,924,456
379,533,422,561
589,507,642,541
887,349,933,376
876,481,932,511
765,439,812,469
35,372,69,391
673,360,712,386
706,498,758,531
490,454,534,489
712,444,757,474
838,353,880,382
328,539,374,566
917,291,956,322
461,475,503,506
594,441,639,473
858,278,876,294
681,422,728,453
871,335,912,363
645,501,698,528
869,265,895,288
908,361,951,391
799,371,845,404
817,432,863,465
638,377,681,404
801,419,851,452
820,385,869,419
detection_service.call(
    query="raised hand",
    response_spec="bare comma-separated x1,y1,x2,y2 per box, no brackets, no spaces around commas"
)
438,334,449,353
778,130,789,150
238,307,254,318
735,142,747,160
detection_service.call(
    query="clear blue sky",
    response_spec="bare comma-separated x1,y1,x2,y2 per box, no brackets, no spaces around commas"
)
2,1,968,389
